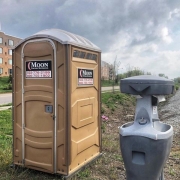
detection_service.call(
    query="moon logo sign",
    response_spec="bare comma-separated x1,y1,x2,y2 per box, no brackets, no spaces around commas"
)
28,62,31,70
80,69,83,77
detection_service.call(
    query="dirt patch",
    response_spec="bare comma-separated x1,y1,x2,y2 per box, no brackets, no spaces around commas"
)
84,97,135,180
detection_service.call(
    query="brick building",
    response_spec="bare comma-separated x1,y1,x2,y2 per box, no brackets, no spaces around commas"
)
0,31,21,76
101,61,110,80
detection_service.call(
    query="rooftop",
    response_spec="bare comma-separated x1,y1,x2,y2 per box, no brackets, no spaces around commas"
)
0,31,22,40
14,29,101,52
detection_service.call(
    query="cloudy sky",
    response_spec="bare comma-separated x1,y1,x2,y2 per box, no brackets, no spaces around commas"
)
1,0,180,79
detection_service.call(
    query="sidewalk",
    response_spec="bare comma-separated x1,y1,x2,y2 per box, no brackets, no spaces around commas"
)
0,106,12,111
101,86,119,92
0,93,12,105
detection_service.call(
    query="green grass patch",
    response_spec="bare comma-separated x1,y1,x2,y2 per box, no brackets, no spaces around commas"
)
101,92,135,112
77,168,91,179
101,80,118,87
0,110,12,170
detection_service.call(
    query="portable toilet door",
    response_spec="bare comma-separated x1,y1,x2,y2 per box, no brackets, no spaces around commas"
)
14,38,57,173
12,29,101,176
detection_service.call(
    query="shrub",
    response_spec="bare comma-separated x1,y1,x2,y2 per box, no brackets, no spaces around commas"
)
3,83,12,90
175,85,179,91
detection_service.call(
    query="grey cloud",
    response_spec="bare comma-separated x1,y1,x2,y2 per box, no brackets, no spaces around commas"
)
129,34,158,47
0,0,180,52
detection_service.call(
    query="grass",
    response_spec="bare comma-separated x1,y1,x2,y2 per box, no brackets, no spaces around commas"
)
101,92,135,112
0,110,12,171
0,77,12,93
0,110,59,180
167,148,180,178
76,168,91,179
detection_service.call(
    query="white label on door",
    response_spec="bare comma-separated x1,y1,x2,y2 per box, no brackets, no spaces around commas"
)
26,71,51,78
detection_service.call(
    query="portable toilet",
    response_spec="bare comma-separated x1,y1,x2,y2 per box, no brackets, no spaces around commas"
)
12,29,101,177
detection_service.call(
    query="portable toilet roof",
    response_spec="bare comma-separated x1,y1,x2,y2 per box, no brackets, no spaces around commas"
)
14,29,101,52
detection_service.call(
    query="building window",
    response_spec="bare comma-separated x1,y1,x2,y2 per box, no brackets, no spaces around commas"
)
8,49,12,55
0,38,2,44
8,59,12,65
8,40,14,46
0,68,3,74
0,58,2,64
0,47,2,54
8,69,12,75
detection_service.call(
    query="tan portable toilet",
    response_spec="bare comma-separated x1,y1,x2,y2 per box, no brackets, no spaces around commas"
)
12,29,101,177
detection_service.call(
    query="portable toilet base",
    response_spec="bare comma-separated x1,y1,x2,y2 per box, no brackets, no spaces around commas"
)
12,29,101,176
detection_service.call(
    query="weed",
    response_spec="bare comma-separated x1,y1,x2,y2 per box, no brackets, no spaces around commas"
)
113,154,123,161
111,106,115,112
101,122,106,133
169,167,175,176
77,168,91,179
102,134,118,153
101,92,135,112
101,106,105,114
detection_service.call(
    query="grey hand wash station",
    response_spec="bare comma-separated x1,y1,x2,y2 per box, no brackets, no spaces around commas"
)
119,75,174,180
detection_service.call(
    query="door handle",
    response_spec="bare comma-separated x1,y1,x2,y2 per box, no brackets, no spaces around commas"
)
51,115,55,120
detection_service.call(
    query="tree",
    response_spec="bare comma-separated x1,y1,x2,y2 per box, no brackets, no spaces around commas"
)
159,73,165,77
159,73,168,79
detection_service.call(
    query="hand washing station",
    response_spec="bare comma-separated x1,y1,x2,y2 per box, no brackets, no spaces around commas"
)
120,75,174,180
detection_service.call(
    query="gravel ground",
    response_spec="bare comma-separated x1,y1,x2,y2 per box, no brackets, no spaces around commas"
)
160,90,180,179
160,90,180,136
